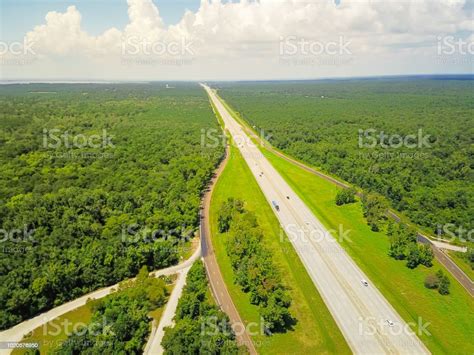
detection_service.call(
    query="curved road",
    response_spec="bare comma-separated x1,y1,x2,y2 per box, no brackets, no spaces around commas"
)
200,145,257,354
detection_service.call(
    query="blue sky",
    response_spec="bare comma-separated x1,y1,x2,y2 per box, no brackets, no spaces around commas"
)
1,0,201,40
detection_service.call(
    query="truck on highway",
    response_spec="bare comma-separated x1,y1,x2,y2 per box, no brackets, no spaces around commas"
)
272,200,280,211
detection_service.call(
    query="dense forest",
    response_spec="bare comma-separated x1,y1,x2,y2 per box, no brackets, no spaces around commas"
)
0,83,223,329
162,261,241,354
218,79,473,241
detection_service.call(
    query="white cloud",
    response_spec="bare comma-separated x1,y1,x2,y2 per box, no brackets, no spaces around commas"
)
3,0,473,80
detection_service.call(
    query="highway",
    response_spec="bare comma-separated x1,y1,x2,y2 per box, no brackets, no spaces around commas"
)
203,84,430,354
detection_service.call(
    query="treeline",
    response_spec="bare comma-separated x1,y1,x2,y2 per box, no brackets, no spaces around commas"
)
0,84,224,329
218,79,473,241
56,267,168,354
218,198,293,332
162,261,241,354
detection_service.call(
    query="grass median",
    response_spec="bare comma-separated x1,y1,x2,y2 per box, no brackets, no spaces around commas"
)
209,144,350,354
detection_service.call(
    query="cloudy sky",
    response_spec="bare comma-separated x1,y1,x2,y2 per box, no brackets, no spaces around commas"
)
1,0,473,81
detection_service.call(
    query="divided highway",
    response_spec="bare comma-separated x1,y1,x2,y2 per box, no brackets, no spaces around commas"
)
203,84,430,354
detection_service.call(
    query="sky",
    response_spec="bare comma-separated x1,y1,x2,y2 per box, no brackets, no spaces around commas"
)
0,0,473,81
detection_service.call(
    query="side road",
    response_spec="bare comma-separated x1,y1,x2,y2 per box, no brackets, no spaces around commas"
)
143,265,191,355
226,98,474,297
201,146,258,354
0,241,202,348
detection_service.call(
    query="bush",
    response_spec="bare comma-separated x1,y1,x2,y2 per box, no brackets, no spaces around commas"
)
424,274,439,289
424,270,450,295
335,187,356,206
437,270,450,295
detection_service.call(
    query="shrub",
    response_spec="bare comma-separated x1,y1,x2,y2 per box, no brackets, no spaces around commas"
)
335,187,356,206
424,274,439,289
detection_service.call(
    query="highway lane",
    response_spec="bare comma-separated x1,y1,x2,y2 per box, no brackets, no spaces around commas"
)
203,84,430,355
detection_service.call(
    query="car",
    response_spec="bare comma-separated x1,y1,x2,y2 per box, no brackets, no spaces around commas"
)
272,200,280,211
386,320,394,327
361,279,369,287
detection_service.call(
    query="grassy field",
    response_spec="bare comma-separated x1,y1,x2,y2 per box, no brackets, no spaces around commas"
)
12,300,98,354
209,144,350,354
260,147,474,354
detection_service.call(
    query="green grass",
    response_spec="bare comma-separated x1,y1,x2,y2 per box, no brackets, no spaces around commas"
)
260,147,474,354
13,300,98,355
210,144,350,354
447,251,474,281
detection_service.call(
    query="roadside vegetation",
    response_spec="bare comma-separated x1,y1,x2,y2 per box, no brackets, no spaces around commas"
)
162,261,241,354
258,146,474,354
210,145,350,354
55,267,168,354
0,83,224,329
218,198,293,332
217,79,473,242
15,269,173,354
